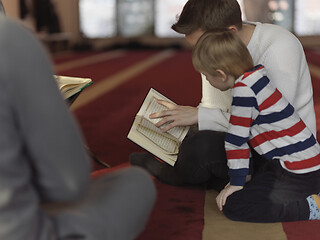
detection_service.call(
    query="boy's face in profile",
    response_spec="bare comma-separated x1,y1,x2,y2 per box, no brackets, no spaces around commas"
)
185,29,205,47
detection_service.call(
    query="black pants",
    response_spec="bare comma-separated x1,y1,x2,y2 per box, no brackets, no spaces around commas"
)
175,130,267,190
176,130,320,222
223,160,320,222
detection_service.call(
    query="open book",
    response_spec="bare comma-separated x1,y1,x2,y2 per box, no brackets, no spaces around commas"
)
127,88,190,166
55,75,93,100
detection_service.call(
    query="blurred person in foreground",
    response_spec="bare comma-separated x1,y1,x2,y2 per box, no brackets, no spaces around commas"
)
0,15,156,240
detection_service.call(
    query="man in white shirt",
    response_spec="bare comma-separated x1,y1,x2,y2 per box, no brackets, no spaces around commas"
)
130,0,316,190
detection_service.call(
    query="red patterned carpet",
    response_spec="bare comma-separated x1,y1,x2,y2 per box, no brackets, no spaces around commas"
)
53,48,320,240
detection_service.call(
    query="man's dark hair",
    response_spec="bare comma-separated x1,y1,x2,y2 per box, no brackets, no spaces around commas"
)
172,0,242,35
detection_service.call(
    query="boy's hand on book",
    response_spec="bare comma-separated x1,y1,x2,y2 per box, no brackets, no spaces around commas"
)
149,100,198,132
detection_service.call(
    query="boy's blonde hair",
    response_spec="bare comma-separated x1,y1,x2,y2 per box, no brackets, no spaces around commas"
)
192,29,254,79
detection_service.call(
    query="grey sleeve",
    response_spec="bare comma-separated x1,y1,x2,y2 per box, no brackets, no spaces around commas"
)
0,18,90,202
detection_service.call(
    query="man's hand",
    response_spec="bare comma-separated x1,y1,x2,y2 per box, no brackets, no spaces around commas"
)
149,99,198,132
216,184,243,211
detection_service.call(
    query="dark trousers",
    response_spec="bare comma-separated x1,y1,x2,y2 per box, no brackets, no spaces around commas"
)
176,130,320,222
223,160,320,222
175,130,266,190
175,130,228,187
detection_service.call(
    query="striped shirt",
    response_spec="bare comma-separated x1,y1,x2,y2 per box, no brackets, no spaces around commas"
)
225,65,320,186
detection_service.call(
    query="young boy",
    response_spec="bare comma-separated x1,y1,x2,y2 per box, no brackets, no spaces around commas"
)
192,29,320,222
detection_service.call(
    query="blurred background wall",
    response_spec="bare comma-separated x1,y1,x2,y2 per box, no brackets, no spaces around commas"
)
2,0,320,52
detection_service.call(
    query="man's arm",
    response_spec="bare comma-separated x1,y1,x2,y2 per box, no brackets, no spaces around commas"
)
198,73,232,131
150,73,232,132
198,107,230,132
149,99,198,132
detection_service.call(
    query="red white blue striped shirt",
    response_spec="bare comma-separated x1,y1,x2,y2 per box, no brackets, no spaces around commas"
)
225,65,320,186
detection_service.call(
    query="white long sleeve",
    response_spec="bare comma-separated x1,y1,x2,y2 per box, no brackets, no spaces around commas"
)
198,73,231,131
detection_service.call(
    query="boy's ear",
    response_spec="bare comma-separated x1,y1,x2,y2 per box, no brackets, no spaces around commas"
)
216,69,228,82
228,25,238,34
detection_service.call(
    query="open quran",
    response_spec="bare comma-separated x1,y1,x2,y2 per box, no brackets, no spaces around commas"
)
127,88,189,166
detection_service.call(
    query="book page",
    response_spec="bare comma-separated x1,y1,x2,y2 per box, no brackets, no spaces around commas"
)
55,75,92,90
137,88,189,142
54,75,93,99
136,117,179,154
127,88,190,166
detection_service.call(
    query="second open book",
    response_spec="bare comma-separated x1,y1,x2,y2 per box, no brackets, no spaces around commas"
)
55,75,93,100
128,88,190,166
